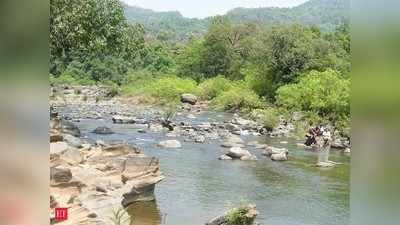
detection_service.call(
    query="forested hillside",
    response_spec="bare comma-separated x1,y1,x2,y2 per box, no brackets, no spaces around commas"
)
123,0,349,41
122,3,208,42
50,0,350,136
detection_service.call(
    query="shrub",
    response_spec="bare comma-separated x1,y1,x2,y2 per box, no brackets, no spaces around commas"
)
212,83,264,111
242,64,274,98
102,80,120,97
276,69,350,118
123,76,198,105
225,206,254,225
123,69,159,86
197,75,233,100
50,74,78,86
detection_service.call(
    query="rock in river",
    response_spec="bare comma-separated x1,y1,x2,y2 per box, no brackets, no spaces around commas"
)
206,204,258,225
219,155,233,160
112,115,136,124
181,93,198,105
93,126,114,135
263,146,289,161
226,147,252,159
158,140,182,148
270,152,288,161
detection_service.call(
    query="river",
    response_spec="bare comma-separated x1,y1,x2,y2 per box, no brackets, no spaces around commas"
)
73,110,349,225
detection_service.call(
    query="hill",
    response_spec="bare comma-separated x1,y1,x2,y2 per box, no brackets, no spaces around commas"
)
122,0,349,41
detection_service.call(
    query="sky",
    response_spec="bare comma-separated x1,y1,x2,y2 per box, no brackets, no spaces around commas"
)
121,0,309,19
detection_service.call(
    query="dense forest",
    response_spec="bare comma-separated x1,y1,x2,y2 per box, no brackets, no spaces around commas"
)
122,0,349,41
50,0,350,137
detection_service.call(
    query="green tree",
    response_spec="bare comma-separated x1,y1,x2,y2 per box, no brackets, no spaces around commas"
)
276,69,350,121
200,16,235,78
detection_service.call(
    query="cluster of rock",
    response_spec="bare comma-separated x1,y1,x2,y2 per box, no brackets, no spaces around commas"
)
206,204,259,225
219,147,258,161
50,86,162,122
49,110,164,224
262,146,289,161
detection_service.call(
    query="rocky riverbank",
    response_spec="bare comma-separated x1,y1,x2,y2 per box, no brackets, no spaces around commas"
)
49,85,350,224
50,85,350,152
50,109,164,224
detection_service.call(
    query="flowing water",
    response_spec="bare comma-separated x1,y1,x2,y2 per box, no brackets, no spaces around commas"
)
74,110,349,225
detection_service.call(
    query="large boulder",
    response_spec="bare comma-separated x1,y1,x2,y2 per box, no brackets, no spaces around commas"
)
226,147,252,159
181,94,198,105
122,175,164,207
93,126,114,135
158,140,182,148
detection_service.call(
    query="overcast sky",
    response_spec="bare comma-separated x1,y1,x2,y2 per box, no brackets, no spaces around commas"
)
121,0,309,19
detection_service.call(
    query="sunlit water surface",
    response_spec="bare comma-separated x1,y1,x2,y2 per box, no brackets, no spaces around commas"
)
71,110,349,225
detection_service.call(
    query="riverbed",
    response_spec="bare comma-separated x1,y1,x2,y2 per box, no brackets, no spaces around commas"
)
70,110,349,225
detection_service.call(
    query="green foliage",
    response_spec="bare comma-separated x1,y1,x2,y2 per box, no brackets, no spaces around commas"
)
49,0,350,134
242,64,274,98
177,38,205,81
212,83,264,111
102,80,120,97
50,0,175,84
50,74,77,86
124,76,198,105
197,76,234,100
199,17,235,78
123,0,349,41
225,206,254,225
122,3,209,42
249,108,280,130
276,69,350,120
50,0,128,58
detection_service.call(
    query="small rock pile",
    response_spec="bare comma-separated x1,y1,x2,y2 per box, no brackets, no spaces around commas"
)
263,146,289,161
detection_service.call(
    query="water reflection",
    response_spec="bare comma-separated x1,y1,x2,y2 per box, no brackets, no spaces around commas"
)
127,201,162,225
